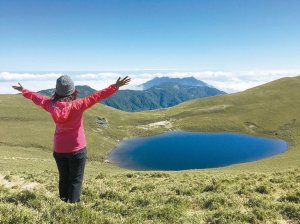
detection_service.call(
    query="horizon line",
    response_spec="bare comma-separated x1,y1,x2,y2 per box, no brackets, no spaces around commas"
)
2,69,300,73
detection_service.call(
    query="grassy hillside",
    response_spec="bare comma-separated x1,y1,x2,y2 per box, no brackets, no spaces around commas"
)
0,76,299,223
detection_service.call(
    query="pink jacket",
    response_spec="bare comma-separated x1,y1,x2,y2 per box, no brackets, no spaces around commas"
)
22,84,119,153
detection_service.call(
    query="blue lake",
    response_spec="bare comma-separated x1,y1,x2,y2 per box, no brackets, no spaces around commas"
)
108,131,288,171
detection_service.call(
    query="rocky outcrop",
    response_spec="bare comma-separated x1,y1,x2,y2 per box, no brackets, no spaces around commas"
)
96,117,109,128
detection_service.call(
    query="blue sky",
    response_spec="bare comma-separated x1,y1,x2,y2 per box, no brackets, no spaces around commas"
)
1,0,300,71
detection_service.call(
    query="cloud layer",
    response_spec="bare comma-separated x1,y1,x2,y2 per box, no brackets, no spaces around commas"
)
1,70,299,94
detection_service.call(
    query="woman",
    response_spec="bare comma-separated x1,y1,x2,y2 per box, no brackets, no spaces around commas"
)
12,75,131,203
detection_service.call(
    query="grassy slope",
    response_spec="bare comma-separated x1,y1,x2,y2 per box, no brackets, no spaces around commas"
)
0,76,299,223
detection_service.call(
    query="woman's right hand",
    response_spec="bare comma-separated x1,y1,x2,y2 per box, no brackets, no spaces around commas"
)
12,82,24,92
115,76,131,88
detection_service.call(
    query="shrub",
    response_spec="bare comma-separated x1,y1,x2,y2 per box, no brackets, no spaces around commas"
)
95,172,106,179
203,179,219,192
147,172,170,178
142,205,183,223
0,203,38,224
99,190,124,201
255,185,270,194
3,175,12,182
133,197,151,207
279,191,300,203
205,210,252,224
279,203,300,221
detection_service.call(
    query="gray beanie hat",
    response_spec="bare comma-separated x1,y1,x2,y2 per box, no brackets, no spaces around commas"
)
55,75,75,96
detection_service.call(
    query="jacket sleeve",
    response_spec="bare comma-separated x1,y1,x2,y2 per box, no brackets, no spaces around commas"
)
22,89,51,112
79,84,119,111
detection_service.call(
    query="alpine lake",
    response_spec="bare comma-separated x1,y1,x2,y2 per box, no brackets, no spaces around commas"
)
108,131,288,171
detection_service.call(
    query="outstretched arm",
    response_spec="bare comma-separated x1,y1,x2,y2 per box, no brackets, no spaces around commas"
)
79,76,131,111
12,82,50,112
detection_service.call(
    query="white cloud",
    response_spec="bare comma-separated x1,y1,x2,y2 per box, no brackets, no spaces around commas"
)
76,73,120,80
1,70,299,94
0,72,63,81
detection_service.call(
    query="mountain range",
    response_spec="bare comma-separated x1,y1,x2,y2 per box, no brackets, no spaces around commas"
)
38,76,225,112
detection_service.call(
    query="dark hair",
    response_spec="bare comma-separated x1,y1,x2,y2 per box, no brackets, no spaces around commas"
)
51,89,79,102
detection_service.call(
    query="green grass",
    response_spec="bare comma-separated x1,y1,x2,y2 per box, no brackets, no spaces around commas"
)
1,76,300,223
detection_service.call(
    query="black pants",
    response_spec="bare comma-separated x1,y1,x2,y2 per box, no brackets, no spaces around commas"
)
53,147,87,203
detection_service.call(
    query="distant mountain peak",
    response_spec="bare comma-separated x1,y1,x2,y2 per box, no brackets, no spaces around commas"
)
138,76,209,90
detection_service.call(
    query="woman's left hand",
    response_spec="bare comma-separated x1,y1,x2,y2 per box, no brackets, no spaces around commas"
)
115,76,131,88
12,82,24,92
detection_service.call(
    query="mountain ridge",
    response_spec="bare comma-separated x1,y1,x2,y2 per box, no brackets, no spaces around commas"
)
38,76,225,112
